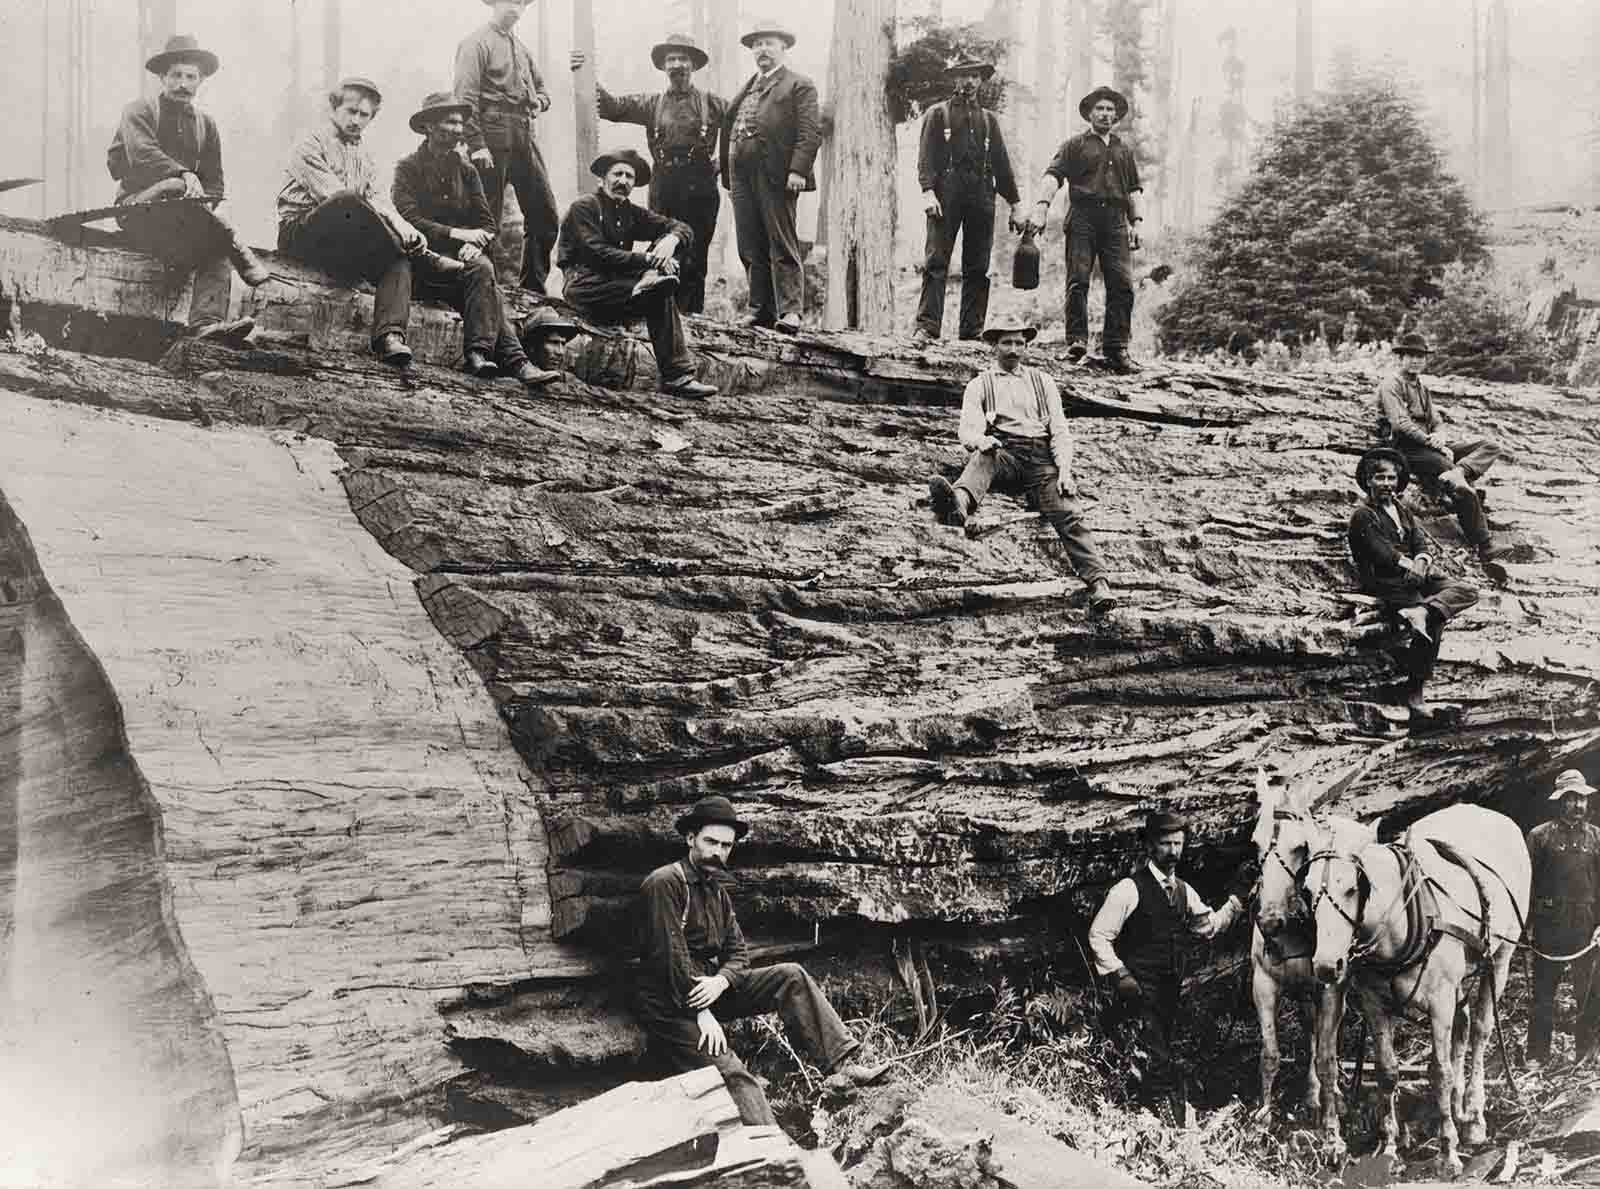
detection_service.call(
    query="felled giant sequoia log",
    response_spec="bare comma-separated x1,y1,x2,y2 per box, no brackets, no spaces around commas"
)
1,211,1599,1181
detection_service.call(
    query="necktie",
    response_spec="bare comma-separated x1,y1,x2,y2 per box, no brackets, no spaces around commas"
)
1167,878,1181,913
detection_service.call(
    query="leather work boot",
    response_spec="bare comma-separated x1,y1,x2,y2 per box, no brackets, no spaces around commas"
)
928,476,966,527
190,316,255,346
831,1058,893,1087
1397,605,1433,642
512,361,561,388
775,313,802,335
464,349,499,379
1087,579,1118,615
910,326,938,346
373,331,413,367
742,313,777,331
631,270,679,301
1105,353,1141,374
228,241,272,288
661,373,718,398
1065,341,1089,363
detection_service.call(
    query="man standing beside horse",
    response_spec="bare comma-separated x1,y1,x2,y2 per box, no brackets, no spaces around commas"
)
1527,769,1600,1067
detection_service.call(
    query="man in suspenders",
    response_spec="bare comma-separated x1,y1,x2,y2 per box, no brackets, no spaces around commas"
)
633,797,887,1126
927,317,1119,615
572,35,727,315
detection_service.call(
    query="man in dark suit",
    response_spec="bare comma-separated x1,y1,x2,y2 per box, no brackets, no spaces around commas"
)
719,22,820,334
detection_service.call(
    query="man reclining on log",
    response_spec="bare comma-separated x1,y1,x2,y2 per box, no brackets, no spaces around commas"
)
556,149,718,398
927,316,1118,616
277,76,465,369
1348,447,1479,721
106,34,268,345
1376,333,1510,567
392,91,559,388
635,796,887,1126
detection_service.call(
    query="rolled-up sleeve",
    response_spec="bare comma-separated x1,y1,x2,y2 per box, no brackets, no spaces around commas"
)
1041,372,1074,478
1184,883,1241,940
957,375,989,451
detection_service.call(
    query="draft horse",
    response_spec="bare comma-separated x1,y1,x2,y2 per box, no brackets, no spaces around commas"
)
1306,804,1530,1175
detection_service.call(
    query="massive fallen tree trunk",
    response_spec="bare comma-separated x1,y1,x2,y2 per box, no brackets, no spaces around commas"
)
0,214,1598,1181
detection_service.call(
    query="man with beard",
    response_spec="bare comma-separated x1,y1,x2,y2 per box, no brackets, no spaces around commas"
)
913,54,1020,344
569,35,726,315
455,0,561,295
1089,811,1255,1118
720,22,820,334
634,796,888,1125
556,148,718,398
1526,770,1600,1066
392,90,560,387
106,34,268,343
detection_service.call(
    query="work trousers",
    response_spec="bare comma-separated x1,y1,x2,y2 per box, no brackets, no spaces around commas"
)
116,181,243,328
1106,978,1184,1109
1399,437,1503,546
1529,911,1600,1062
650,164,720,315
730,150,803,324
563,262,695,384
414,251,528,369
1064,200,1135,355
635,962,860,1127
953,435,1108,585
916,177,996,341
278,192,412,347
1367,573,1479,693
477,111,560,295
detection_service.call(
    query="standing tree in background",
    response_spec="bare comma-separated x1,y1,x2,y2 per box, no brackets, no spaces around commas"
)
322,0,343,91
1214,27,1246,191
136,0,177,94
1471,0,1482,201
1295,0,1313,99
824,0,898,332
1033,0,1061,174
1147,0,1177,230
1070,0,1097,100
572,0,598,191
1482,0,1511,209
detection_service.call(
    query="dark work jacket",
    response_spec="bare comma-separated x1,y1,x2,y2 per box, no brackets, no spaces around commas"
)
917,99,1020,204
107,95,224,202
1528,820,1600,945
1044,130,1141,210
557,189,690,312
636,859,751,1015
1348,498,1427,599
391,141,495,254
1121,866,1191,989
719,65,822,192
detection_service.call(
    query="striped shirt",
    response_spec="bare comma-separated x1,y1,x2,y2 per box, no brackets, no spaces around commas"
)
277,121,379,231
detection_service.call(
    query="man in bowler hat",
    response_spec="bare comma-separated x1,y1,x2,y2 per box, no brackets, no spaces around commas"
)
570,35,727,315
1089,810,1255,1116
634,796,888,1125
1026,86,1144,373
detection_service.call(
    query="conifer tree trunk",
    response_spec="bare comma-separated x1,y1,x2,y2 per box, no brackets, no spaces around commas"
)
1484,0,1510,208
1471,0,1481,201
572,0,598,192
823,0,897,333
1295,0,1313,99
137,0,177,96
323,0,343,91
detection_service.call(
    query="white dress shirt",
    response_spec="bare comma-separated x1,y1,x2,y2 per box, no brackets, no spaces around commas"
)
1088,861,1242,976
956,365,1074,477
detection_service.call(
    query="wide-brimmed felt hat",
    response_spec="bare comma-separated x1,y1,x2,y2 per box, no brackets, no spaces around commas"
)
336,75,384,104
946,54,995,80
1394,332,1433,356
523,306,579,337
1355,446,1411,495
652,33,709,71
741,22,797,49
675,795,750,839
409,91,473,133
1551,769,1596,800
1079,85,1130,122
146,34,219,78
1145,810,1188,838
980,316,1038,343
591,147,652,188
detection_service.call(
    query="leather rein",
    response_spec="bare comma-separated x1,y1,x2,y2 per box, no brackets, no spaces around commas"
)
1304,842,1436,973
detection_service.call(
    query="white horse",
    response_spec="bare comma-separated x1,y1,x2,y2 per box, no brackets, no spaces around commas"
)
1306,804,1531,1175
1251,769,1376,1124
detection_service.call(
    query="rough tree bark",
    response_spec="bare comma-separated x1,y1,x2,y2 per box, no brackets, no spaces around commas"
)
823,0,898,333
572,0,599,193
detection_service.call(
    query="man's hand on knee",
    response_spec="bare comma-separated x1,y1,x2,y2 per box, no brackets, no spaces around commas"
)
1057,472,1076,497
696,1009,728,1057
688,973,730,1010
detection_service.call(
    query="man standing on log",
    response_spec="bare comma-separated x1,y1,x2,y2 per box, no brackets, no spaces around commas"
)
455,0,561,296
926,317,1118,616
277,77,462,369
557,149,719,398
1088,811,1254,1119
912,54,1020,345
1376,333,1510,566
392,91,560,388
1526,769,1600,1067
569,35,727,316
635,796,888,1126
106,34,268,344
1347,447,1479,720
720,22,820,335
1024,86,1142,374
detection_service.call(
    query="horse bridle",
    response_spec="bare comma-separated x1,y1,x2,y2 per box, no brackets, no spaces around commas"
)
1304,848,1371,937
1259,809,1317,925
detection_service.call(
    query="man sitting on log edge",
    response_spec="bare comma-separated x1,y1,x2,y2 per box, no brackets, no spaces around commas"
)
556,149,718,398
392,91,559,388
927,316,1118,616
1348,447,1479,721
1376,332,1510,568
635,796,888,1126
106,34,268,345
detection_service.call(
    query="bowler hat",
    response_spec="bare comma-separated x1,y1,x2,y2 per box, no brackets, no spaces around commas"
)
336,75,384,104
946,54,996,80
1145,810,1188,838
591,147,652,188
1393,332,1433,356
741,22,797,49
1550,769,1597,800
980,316,1038,344
675,795,750,839
409,91,473,134
1079,85,1129,122
1355,446,1411,495
652,33,710,72
146,34,219,78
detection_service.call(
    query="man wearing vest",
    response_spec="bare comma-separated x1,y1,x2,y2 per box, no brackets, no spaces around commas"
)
1089,811,1255,1117
1526,769,1600,1066
634,797,888,1126
913,55,1020,345
571,35,727,315
927,317,1118,616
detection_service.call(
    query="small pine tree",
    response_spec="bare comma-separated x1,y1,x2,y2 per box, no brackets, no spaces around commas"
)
1159,70,1488,355
886,19,1012,126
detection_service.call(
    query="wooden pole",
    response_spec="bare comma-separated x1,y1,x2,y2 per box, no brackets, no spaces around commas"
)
572,0,598,192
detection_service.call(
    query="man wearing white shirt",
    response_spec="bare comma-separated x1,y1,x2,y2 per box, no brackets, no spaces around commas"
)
927,317,1117,615
1089,811,1255,1116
